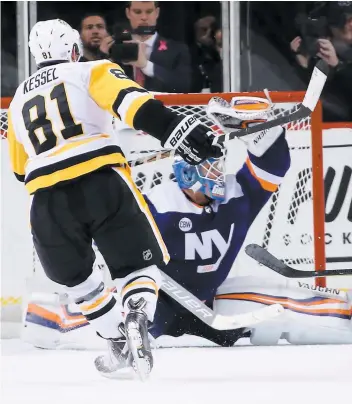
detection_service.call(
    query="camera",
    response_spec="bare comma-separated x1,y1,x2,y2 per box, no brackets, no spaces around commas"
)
109,25,156,64
295,14,329,57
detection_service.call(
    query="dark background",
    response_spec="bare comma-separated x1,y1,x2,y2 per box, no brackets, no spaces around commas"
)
0,1,322,97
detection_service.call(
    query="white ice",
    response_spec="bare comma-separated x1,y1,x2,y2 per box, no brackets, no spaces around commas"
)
1,339,351,404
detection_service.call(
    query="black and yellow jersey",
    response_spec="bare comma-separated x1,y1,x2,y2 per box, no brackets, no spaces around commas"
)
7,60,154,194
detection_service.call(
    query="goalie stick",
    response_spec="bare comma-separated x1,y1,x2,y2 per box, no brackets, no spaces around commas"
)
245,244,352,278
160,270,284,330
126,60,329,167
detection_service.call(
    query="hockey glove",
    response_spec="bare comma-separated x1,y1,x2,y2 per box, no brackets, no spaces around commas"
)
162,115,224,165
207,96,284,157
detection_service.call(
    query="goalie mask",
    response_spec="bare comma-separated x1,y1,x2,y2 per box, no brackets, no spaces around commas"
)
29,19,82,67
173,156,226,201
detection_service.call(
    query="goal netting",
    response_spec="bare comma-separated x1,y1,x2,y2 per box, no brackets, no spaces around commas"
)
0,91,326,336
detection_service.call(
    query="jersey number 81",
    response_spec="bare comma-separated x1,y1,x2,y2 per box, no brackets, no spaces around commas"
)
22,83,83,154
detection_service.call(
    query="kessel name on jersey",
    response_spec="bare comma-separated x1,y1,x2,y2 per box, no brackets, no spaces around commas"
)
23,68,59,94
8,60,153,193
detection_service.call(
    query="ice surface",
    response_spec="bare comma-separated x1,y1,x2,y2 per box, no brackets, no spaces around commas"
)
1,339,351,404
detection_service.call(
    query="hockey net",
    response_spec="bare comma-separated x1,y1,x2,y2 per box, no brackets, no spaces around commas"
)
0,91,326,335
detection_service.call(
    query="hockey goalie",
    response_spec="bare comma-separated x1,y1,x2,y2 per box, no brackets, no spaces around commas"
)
22,96,352,355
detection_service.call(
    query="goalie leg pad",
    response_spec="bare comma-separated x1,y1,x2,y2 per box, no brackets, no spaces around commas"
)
215,276,352,345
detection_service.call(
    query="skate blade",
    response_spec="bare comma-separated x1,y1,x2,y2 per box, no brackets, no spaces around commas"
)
97,366,135,380
95,352,135,380
95,356,135,380
126,323,151,382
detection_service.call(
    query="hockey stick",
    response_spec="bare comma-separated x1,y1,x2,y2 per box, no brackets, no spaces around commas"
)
213,59,330,144
160,270,284,330
128,149,175,168
126,61,329,167
245,243,352,278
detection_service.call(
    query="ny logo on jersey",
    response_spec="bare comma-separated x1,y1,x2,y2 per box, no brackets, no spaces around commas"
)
185,224,234,273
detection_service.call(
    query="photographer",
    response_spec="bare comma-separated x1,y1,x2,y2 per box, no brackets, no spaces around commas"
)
190,16,223,93
104,1,191,93
79,14,112,62
290,2,352,121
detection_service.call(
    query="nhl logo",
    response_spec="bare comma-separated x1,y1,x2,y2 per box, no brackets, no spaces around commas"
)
143,249,152,261
179,217,192,232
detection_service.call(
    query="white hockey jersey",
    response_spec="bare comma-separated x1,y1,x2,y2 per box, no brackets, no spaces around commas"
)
7,60,153,194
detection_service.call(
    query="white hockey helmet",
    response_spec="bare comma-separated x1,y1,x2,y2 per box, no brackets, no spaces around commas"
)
29,19,82,66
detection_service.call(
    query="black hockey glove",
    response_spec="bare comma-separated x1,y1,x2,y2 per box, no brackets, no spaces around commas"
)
162,115,224,165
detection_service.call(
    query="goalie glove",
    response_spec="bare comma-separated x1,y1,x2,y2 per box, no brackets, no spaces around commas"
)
207,96,284,157
161,115,224,165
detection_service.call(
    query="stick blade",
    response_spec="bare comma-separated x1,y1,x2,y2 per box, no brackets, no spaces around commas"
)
245,243,289,273
211,303,284,330
302,60,329,111
245,244,308,278
316,59,330,76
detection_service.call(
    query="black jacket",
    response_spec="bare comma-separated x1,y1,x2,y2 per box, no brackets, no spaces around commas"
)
189,43,223,93
120,34,192,93
294,57,352,122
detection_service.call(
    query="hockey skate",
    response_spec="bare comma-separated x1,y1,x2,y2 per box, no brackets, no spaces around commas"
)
94,325,134,379
125,297,153,381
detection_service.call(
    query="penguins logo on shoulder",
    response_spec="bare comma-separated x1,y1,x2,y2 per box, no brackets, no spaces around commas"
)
179,217,192,232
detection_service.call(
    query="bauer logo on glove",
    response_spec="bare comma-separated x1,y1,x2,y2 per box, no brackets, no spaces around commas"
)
165,115,197,148
162,114,224,165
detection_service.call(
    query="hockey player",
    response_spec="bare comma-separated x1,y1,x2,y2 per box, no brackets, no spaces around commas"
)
7,19,223,380
22,95,352,363
145,96,291,345
146,97,351,348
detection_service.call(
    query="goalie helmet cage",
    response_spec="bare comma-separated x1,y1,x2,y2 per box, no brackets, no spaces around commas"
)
0,91,326,336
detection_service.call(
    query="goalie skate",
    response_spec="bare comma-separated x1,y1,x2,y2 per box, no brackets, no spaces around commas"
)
125,297,153,381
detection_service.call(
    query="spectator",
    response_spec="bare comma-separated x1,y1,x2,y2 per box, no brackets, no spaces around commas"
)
79,13,112,61
190,16,223,93
290,2,352,121
214,27,222,58
105,1,191,93
209,25,223,92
